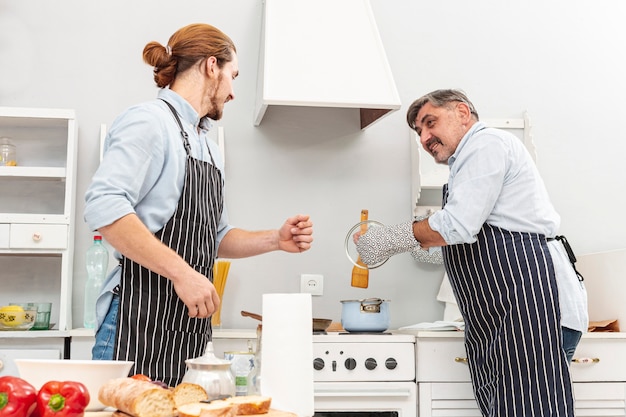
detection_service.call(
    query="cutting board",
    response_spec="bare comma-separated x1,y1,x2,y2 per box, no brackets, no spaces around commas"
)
86,408,298,417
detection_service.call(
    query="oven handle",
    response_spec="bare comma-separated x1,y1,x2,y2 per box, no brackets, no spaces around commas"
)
314,387,413,397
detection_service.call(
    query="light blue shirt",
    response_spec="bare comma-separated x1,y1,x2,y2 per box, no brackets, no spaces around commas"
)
428,121,587,333
84,89,233,328
429,121,559,243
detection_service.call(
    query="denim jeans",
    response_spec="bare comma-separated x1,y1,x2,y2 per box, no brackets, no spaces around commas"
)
91,294,119,360
562,326,582,363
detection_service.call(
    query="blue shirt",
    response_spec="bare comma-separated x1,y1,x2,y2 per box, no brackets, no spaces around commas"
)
84,89,233,328
429,121,559,243
428,121,587,333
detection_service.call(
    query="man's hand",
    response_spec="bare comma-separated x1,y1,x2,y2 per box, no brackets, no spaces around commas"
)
171,269,221,318
356,221,419,265
278,214,314,253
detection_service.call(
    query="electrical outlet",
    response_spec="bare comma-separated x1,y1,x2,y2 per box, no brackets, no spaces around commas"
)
300,274,323,296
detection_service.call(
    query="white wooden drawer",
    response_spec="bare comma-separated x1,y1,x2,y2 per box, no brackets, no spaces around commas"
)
9,223,68,249
416,336,470,382
417,334,626,383
0,224,8,248
570,337,626,382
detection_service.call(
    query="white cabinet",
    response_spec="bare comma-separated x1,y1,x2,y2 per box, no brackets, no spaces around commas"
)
0,107,77,356
415,332,626,416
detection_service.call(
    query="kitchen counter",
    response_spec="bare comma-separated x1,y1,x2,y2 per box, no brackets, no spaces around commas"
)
86,409,296,417
399,329,626,339
69,328,259,359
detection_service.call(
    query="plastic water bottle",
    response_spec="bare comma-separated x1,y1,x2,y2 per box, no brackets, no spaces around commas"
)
84,235,109,328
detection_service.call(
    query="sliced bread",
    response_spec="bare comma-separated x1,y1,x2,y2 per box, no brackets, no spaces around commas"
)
172,382,209,407
224,395,272,415
177,401,235,417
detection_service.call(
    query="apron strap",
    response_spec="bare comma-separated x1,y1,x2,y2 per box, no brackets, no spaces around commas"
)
160,99,192,154
554,235,585,282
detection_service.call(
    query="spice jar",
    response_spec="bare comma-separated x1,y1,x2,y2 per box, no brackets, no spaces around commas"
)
0,137,17,166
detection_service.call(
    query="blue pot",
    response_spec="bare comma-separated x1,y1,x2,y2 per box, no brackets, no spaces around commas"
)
340,298,390,333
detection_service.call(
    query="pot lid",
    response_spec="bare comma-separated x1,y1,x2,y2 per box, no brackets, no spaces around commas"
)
185,342,231,367
340,298,390,303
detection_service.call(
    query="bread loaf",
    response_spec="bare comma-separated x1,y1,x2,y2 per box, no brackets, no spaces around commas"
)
172,382,209,407
98,377,177,417
177,401,235,417
224,395,272,415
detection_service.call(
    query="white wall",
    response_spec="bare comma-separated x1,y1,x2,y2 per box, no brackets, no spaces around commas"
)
1,0,624,330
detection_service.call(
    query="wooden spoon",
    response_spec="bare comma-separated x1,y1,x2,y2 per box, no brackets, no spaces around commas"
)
351,209,369,288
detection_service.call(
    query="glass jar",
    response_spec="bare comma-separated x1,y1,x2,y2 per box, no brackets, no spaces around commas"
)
0,137,17,166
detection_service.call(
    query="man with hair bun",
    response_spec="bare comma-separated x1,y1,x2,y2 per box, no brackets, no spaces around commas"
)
85,23,313,386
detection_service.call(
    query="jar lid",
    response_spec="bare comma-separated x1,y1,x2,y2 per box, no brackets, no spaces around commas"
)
185,342,231,367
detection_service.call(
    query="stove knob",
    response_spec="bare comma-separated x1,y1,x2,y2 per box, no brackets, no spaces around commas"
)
313,358,325,371
365,358,377,370
385,357,398,370
345,358,357,370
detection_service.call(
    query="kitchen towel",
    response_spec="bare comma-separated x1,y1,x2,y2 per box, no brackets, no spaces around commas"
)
261,293,314,417
437,272,463,322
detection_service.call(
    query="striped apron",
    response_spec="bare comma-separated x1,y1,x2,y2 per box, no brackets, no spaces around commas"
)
441,185,574,417
113,101,223,386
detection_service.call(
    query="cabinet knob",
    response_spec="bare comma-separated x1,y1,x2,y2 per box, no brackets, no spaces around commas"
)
454,357,469,364
32,233,42,242
572,357,600,364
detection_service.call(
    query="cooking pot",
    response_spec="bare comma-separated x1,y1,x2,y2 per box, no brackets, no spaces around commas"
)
340,298,390,333
241,310,332,333
181,342,235,397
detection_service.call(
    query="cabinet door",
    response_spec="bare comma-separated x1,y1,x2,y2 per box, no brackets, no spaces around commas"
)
419,382,481,417
574,383,626,416
418,382,626,416
416,337,470,382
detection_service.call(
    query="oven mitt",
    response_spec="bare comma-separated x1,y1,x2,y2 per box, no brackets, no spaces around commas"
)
409,214,444,265
410,245,444,265
356,220,419,266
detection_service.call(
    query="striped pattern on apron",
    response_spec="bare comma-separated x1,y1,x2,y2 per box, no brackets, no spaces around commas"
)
442,186,574,416
114,101,223,386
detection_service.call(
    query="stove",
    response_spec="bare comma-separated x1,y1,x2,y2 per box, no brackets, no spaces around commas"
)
312,332,416,417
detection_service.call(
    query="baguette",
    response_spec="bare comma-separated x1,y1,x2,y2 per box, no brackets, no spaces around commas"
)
98,377,177,417
224,395,272,415
172,382,209,407
178,401,235,417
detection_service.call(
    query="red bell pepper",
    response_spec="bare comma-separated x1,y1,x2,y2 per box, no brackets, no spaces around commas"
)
0,376,37,417
35,381,89,417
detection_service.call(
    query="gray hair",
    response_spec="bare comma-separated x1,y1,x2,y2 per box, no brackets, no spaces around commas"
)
406,89,479,131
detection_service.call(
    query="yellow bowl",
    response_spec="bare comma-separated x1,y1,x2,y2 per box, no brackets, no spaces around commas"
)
0,306,37,330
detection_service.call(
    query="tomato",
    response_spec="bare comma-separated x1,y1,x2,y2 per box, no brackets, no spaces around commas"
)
130,374,151,382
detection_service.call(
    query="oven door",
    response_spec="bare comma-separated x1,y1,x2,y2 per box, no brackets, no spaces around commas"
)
313,381,416,417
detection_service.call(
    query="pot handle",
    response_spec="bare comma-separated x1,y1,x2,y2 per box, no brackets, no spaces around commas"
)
360,298,383,313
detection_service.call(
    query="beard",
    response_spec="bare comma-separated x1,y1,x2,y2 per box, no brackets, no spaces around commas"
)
205,73,225,120
206,101,223,120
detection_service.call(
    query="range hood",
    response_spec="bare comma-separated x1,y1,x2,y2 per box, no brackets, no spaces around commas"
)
254,0,401,130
